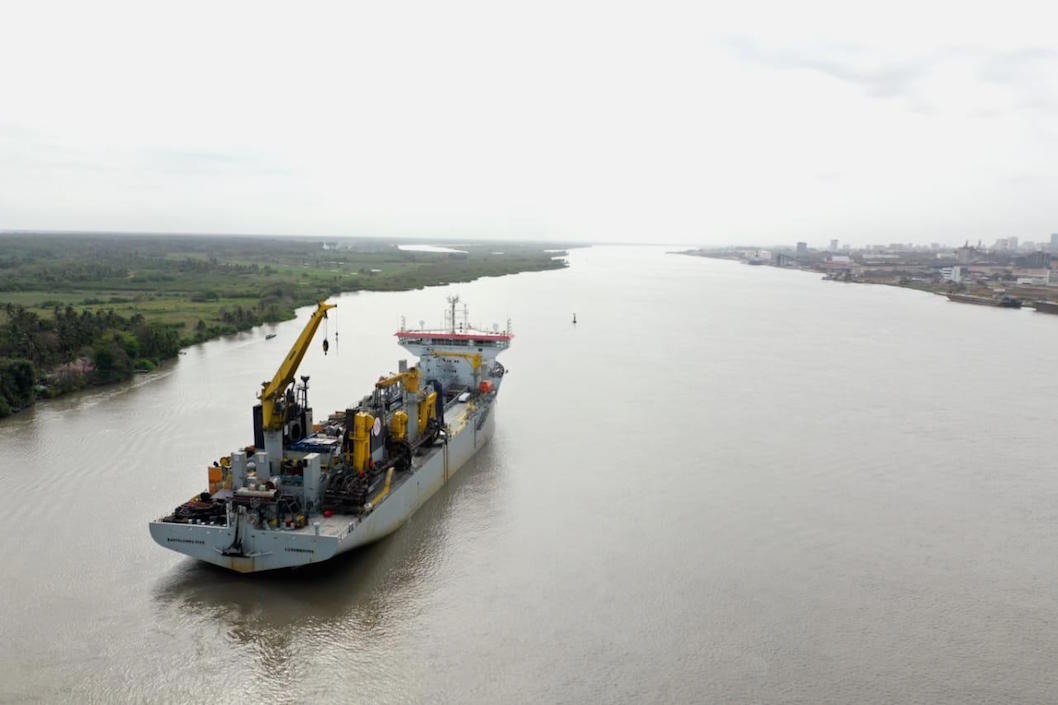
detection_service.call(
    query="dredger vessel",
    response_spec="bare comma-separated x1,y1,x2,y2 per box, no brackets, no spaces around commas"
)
149,296,510,573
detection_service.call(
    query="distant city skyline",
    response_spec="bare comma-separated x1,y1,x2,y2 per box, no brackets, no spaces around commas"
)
726,236,1058,252
2,1,1057,245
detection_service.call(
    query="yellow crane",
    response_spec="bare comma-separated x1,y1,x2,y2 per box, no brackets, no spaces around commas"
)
428,349,482,370
374,367,436,442
258,300,336,432
375,367,421,394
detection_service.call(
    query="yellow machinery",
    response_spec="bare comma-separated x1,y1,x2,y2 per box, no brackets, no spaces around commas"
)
365,468,395,510
375,367,421,394
374,363,439,442
352,411,374,474
428,350,482,370
258,301,336,432
419,389,437,435
389,410,408,441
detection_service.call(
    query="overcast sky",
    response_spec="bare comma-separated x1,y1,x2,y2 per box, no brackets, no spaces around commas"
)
1,0,1056,246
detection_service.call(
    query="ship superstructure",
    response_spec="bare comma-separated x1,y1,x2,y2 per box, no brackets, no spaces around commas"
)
150,296,511,573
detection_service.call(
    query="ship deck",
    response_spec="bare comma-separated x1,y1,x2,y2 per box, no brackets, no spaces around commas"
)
261,399,476,537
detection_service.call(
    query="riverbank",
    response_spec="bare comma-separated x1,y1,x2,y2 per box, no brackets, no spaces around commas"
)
0,233,572,416
676,248,1058,312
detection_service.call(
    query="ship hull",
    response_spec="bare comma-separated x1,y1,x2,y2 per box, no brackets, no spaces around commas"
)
149,403,496,573
947,293,1022,308
1034,300,1058,314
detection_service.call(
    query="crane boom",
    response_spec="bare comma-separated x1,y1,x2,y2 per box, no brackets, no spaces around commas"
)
428,350,482,370
375,368,421,393
259,300,336,431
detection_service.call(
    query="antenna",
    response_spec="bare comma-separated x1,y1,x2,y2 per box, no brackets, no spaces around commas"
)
446,295,460,333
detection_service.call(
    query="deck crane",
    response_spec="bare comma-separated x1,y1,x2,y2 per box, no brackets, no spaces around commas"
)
428,350,482,370
429,349,484,391
372,366,439,445
259,300,336,433
375,367,421,394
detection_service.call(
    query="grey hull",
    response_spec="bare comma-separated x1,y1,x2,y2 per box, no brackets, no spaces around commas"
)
149,403,496,573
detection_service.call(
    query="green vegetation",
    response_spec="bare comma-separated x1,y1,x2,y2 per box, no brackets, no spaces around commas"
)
0,358,34,417
0,234,568,416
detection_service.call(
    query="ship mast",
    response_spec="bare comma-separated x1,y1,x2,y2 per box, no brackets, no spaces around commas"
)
446,295,460,333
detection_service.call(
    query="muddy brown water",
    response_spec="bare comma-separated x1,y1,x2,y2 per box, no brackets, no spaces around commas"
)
3,246,1058,703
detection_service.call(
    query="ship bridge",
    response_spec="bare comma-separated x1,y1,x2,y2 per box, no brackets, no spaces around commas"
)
396,296,511,391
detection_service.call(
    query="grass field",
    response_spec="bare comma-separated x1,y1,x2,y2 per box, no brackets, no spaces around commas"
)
0,234,570,334
0,233,571,415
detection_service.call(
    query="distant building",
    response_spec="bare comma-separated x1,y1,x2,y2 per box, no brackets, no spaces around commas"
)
796,241,807,255
1014,267,1052,285
956,243,976,264
941,266,963,283
829,239,839,251
824,254,853,276
1017,250,1051,269
1050,233,1058,251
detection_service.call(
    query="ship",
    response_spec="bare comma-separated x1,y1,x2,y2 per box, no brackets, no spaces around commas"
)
1034,300,1058,314
149,296,510,573
946,293,1022,308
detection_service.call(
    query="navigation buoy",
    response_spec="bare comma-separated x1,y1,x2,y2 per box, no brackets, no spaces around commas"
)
572,313,577,324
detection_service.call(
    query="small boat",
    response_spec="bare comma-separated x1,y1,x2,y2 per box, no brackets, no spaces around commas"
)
947,293,1022,308
265,333,277,340
1034,301,1058,314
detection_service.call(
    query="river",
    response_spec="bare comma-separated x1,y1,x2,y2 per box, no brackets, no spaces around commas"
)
3,246,1058,704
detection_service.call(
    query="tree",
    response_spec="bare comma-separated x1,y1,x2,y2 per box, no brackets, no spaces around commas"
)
0,358,35,416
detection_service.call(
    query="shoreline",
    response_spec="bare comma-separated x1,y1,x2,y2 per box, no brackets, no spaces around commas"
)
0,237,573,418
677,250,1058,312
